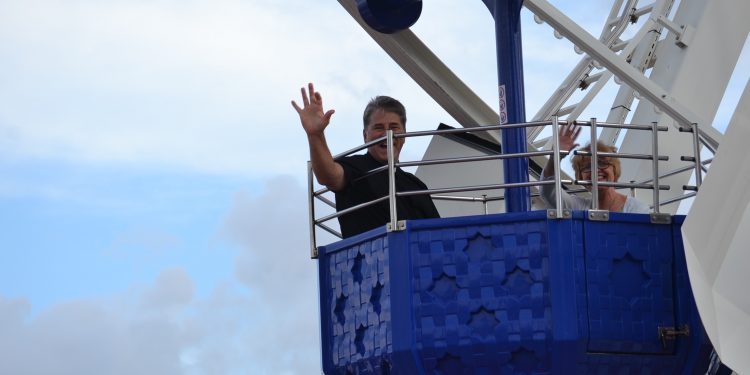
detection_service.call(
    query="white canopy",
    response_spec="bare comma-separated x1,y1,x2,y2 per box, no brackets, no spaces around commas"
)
682,81,750,374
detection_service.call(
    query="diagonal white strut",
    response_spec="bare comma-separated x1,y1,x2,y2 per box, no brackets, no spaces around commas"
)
336,0,500,144
524,0,720,150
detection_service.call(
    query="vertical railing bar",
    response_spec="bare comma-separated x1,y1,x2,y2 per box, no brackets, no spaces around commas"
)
590,118,599,210
692,123,703,188
307,161,318,259
652,121,660,213
482,194,488,215
387,129,398,230
698,133,717,155
552,116,563,218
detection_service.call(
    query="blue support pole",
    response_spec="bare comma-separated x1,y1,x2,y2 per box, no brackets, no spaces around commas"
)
483,0,530,212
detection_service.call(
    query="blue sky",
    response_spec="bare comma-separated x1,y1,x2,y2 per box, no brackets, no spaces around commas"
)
0,0,746,374
0,159,244,306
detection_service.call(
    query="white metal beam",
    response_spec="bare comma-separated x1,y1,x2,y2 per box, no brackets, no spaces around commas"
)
524,0,710,134
530,0,639,132
598,0,674,145
336,0,500,144
617,0,748,212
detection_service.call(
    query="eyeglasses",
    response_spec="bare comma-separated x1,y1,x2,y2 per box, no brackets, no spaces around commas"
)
580,159,612,174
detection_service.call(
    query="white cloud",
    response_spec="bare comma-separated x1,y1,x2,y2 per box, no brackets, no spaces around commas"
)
0,278,189,375
142,267,195,311
1,0,597,179
0,175,322,374
221,175,320,373
0,0,392,178
0,267,310,375
2,0,721,181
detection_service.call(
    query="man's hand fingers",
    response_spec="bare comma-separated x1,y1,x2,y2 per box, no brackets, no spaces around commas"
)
291,100,302,113
323,109,335,124
301,87,310,106
308,83,316,103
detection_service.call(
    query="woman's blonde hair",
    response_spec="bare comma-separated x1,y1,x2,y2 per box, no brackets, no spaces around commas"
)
571,141,621,180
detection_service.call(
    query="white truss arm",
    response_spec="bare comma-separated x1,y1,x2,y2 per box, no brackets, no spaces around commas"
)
336,0,499,143
598,4,668,145
524,0,715,142
529,0,640,139
617,0,748,213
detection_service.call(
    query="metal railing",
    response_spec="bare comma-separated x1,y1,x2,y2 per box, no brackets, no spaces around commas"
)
307,117,711,258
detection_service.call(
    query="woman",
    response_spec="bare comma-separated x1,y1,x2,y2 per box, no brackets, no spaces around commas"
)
540,122,650,213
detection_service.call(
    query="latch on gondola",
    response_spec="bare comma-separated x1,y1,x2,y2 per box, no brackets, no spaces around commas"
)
658,325,690,348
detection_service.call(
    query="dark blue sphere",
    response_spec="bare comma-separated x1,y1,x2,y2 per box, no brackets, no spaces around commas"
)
356,0,423,34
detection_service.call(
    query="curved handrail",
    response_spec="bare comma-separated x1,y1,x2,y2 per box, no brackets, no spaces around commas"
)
307,117,710,258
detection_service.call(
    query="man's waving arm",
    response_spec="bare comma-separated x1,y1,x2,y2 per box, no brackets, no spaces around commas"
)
292,83,346,192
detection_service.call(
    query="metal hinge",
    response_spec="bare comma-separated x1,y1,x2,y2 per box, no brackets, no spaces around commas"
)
387,220,406,232
650,213,672,224
658,325,690,348
547,209,571,219
588,210,609,221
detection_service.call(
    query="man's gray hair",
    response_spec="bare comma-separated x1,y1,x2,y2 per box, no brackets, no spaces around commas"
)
362,96,406,128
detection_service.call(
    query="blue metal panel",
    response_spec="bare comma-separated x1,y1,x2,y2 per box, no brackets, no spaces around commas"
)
318,227,395,373
546,212,586,371
408,212,553,373
316,212,712,374
670,216,715,374
583,214,675,354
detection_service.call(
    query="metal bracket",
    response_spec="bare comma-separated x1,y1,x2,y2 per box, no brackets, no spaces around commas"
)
310,246,319,259
547,209,571,219
658,325,690,348
588,210,610,221
650,213,672,224
655,15,693,48
387,220,407,232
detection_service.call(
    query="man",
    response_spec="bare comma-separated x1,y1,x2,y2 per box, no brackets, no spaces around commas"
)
292,83,440,238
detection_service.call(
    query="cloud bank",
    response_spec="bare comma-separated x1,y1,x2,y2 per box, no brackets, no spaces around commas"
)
0,176,320,374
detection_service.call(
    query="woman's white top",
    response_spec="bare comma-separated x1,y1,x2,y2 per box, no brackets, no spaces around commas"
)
540,177,651,214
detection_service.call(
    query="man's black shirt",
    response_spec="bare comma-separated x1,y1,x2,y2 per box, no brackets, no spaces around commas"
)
334,152,440,238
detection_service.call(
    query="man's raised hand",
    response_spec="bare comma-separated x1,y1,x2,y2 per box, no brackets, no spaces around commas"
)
292,83,335,137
